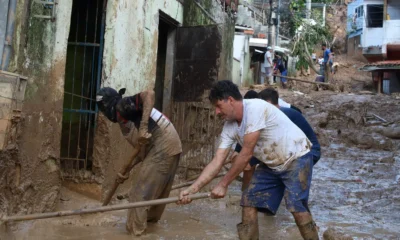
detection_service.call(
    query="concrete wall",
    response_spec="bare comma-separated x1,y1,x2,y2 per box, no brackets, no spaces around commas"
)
233,35,252,87
232,58,241,86
383,20,400,46
0,0,72,216
183,0,235,80
102,0,183,95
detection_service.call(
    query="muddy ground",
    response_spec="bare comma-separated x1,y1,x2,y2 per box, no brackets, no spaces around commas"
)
2,86,400,239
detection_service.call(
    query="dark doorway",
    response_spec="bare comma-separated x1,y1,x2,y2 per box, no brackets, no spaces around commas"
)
154,12,178,113
60,0,106,176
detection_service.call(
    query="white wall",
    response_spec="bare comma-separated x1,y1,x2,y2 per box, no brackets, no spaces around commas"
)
233,35,246,60
362,0,385,47
362,28,384,46
383,20,400,45
102,0,184,96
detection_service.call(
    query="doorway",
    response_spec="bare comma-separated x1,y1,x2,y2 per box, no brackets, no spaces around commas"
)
60,0,106,177
154,11,178,115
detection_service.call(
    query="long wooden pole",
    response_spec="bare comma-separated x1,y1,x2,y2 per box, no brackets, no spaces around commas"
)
171,173,225,190
273,74,331,86
2,193,211,223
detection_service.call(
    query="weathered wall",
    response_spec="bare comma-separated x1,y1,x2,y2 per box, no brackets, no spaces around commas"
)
232,58,241,85
182,0,235,80
0,0,72,216
93,0,184,199
102,0,184,95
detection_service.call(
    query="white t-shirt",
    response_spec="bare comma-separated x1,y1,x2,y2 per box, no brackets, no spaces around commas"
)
263,51,272,68
219,99,311,171
278,98,291,108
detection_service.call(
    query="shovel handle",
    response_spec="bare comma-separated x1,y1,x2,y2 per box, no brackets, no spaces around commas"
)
102,144,143,206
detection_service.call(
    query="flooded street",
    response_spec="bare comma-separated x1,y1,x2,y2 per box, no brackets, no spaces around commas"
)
3,92,400,240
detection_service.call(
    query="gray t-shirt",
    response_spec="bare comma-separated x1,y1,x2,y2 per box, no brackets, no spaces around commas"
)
264,51,272,68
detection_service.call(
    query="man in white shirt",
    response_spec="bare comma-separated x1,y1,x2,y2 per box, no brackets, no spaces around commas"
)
262,46,273,85
178,81,319,240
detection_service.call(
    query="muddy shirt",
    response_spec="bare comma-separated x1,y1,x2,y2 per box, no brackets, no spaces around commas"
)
117,94,182,156
219,99,311,171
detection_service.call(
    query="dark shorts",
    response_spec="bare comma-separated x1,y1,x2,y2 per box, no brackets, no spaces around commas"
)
309,149,321,165
241,154,314,215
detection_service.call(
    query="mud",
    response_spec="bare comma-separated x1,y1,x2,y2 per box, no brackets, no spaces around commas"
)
4,84,400,239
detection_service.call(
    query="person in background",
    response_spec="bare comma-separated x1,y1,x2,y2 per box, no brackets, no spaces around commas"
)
321,43,333,82
259,88,321,165
273,58,288,89
263,46,274,85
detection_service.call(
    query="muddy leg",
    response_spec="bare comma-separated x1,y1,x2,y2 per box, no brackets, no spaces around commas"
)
242,167,255,192
237,207,259,240
126,146,178,236
147,154,180,222
292,212,319,240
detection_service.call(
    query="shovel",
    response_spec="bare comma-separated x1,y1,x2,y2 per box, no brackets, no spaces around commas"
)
102,143,145,206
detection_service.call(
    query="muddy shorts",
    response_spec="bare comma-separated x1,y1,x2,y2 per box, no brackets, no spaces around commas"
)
241,154,313,215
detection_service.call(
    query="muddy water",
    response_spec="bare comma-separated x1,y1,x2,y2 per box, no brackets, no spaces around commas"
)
6,144,400,240
5,146,400,239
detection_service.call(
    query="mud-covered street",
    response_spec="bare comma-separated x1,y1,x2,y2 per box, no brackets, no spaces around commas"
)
2,91,399,240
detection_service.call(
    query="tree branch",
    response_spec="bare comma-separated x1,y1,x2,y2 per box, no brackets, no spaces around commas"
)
303,41,320,74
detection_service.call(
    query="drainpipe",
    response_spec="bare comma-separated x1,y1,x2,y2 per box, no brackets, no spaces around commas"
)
1,0,17,71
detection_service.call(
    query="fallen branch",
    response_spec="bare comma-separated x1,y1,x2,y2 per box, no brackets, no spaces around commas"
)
372,113,387,123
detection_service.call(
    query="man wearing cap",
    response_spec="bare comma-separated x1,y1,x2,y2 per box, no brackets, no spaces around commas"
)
96,87,182,236
262,46,274,85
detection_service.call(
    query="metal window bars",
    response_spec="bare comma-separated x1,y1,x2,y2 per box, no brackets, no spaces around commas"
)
60,0,105,179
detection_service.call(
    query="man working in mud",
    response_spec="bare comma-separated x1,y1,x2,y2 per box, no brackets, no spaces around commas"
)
233,89,320,192
96,87,182,236
178,80,319,240
322,43,333,82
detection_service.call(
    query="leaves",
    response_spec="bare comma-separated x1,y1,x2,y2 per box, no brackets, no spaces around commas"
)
287,0,333,73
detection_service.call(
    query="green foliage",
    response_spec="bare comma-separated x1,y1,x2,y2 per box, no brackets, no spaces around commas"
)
287,0,332,72
290,19,332,72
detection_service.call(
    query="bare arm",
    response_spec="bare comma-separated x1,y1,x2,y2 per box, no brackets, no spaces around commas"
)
139,90,155,134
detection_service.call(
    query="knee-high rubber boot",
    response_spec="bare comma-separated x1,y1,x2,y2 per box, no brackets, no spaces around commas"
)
237,222,259,240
